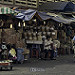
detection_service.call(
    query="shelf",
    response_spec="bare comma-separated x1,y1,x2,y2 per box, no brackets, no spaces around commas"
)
26,40,42,44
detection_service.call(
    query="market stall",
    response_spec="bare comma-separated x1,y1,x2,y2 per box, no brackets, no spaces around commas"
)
0,6,15,70
14,9,58,58
0,60,13,70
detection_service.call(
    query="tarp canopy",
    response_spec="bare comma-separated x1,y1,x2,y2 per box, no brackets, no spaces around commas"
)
47,12,75,24
37,11,52,20
15,9,52,21
51,15,75,24
0,6,15,14
52,16,70,24
16,9,36,21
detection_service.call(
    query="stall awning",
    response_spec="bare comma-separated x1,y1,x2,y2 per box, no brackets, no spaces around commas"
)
47,12,75,24
16,9,36,21
15,9,52,21
52,16,75,24
0,7,15,14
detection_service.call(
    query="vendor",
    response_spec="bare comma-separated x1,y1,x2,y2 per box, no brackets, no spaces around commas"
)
44,35,55,60
0,44,2,60
1,42,7,50
1,42,8,60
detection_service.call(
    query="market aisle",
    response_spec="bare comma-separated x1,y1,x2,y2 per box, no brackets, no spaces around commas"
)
0,54,75,75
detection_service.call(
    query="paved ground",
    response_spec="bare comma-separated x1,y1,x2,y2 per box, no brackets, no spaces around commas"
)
0,54,75,75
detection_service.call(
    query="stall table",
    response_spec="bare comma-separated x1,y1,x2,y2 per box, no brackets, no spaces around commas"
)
26,40,43,58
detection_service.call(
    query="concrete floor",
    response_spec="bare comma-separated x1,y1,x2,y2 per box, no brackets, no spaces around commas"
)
0,54,75,75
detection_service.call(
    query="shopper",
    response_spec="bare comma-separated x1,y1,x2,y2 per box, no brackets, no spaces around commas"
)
72,36,75,44
72,36,75,54
17,47,24,64
53,39,60,57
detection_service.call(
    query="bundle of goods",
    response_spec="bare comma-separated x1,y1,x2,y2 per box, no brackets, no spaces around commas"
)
0,60,13,70
32,32,37,41
16,39,25,48
37,33,42,41
4,28,16,36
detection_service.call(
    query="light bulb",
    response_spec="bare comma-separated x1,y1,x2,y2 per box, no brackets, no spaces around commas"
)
10,24,13,28
33,19,36,22
18,22,21,27
23,22,25,27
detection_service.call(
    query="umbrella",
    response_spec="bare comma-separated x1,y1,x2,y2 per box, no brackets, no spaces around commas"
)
0,6,15,14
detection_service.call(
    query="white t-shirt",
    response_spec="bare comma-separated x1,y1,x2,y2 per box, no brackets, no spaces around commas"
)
44,39,53,50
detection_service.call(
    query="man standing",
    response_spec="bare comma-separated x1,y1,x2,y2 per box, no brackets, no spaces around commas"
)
44,35,55,60
72,36,75,54
72,36,75,43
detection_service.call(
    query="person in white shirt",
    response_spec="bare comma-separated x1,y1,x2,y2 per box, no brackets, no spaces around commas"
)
72,36,75,54
72,36,75,44
44,35,55,59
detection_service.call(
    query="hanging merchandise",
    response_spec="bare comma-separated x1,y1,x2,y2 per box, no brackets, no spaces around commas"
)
37,33,42,41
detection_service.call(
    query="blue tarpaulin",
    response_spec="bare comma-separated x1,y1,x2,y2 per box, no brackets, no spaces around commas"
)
52,16,69,24
51,15,75,24
15,9,52,21
37,11,52,20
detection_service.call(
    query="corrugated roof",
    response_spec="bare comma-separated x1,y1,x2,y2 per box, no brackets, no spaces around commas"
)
38,2,74,12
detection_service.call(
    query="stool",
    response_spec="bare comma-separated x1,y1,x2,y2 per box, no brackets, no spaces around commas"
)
47,51,51,58
31,49,39,58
